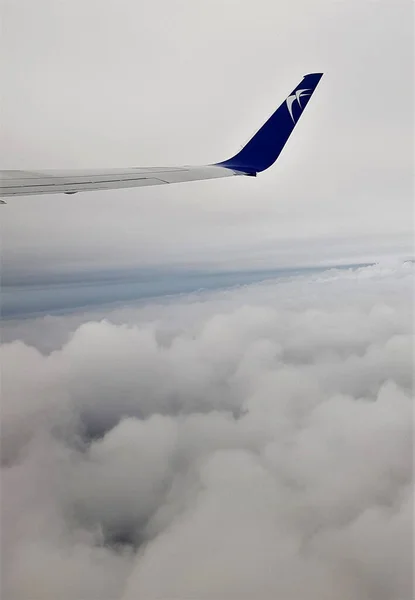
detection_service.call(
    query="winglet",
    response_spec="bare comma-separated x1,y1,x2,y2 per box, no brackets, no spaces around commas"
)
216,73,323,174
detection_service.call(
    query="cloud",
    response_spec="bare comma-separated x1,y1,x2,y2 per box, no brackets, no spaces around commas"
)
1,263,413,599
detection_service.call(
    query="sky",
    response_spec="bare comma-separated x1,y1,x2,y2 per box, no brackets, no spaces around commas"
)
1,0,414,278
1,1,414,599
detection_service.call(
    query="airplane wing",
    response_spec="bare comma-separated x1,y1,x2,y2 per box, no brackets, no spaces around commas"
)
0,73,323,199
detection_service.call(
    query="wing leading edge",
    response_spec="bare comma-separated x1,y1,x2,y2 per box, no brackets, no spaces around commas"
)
0,73,323,198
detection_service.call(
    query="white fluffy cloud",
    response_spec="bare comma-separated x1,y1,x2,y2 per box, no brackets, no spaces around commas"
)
1,263,413,600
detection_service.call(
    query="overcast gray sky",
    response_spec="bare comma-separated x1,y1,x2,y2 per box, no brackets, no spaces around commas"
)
1,0,413,277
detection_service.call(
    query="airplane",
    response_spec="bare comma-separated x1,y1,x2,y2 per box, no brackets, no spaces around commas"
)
0,73,322,200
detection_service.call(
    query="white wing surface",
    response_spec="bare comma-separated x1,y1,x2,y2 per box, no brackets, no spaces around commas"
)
0,166,239,198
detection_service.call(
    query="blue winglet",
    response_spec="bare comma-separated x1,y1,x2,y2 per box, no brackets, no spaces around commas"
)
216,73,323,174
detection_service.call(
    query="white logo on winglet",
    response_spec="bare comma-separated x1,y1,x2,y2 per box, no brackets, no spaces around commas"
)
286,88,312,123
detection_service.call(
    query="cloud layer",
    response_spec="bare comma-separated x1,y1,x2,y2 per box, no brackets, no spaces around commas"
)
1,262,413,600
